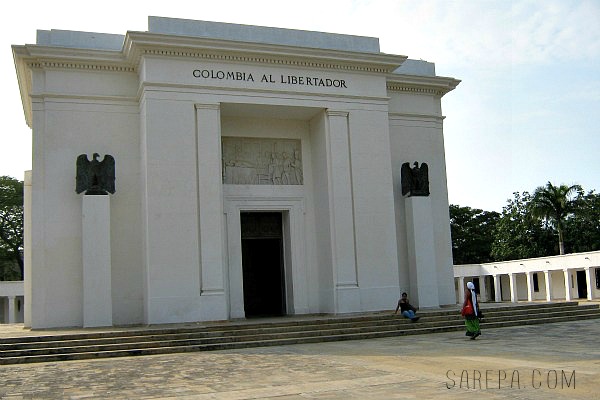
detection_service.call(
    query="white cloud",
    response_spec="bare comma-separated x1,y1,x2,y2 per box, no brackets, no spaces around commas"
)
363,0,600,73
510,0,600,65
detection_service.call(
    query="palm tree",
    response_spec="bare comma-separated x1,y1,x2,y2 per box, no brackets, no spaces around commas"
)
530,182,581,255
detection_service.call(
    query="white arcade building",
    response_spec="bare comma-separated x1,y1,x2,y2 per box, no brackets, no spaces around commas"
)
13,17,460,329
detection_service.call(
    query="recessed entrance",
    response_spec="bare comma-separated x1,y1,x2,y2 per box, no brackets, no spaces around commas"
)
240,212,286,317
576,270,588,299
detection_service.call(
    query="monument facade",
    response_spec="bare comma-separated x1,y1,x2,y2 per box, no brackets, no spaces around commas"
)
13,17,460,328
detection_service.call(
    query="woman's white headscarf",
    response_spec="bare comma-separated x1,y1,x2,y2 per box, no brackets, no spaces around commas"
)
466,281,478,316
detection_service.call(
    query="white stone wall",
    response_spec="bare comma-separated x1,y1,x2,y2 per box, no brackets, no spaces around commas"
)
27,67,142,328
388,91,456,307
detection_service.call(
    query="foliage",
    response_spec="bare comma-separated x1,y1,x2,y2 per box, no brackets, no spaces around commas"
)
490,191,555,261
449,204,499,264
529,182,581,255
452,183,599,264
0,176,24,280
564,190,600,253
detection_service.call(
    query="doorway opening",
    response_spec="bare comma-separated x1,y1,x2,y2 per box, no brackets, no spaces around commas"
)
240,212,286,317
576,270,588,299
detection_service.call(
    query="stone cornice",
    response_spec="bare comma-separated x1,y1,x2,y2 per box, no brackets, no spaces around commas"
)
388,112,445,122
13,45,132,72
386,73,461,97
12,45,134,126
13,30,462,127
12,47,34,127
13,31,408,127
123,31,406,74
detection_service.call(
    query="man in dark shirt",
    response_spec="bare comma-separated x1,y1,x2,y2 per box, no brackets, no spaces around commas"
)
394,292,420,322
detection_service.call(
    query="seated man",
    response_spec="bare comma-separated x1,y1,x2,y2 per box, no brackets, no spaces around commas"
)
394,292,420,322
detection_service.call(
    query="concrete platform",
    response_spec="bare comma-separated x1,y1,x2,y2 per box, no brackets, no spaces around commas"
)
0,316,598,399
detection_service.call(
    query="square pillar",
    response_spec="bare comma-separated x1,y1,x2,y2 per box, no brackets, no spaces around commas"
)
508,273,517,302
585,267,593,301
478,275,488,302
544,270,553,302
493,274,502,302
404,196,439,308
564,269,572,301
82,195,112,327
7,296,16,324
457,277,465,304
526,271,534,302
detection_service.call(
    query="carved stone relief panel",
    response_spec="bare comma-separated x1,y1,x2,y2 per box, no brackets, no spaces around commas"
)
222,137,303,185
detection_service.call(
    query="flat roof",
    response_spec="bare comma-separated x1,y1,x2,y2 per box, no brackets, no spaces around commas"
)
148,16,381,53
33,17,435,77
36,16,381,54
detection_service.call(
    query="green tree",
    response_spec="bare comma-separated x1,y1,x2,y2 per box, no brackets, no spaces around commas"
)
491,191,555,261
564,190,600,253
449,204,499,264
529,182,581,255
0,176,24,280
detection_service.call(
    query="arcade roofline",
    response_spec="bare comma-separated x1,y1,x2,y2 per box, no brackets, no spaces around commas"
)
454,250,600,277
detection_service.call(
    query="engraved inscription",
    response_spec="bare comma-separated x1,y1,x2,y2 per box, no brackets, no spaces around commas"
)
222,137,303,185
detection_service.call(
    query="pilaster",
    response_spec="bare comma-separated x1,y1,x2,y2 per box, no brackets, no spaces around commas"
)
326,110,360,312
195,103,227,319
23,170,32,328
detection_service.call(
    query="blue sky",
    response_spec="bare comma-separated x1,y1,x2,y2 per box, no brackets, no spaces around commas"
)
2,0,599,212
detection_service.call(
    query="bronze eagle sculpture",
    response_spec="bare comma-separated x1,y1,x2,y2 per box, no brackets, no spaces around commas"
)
76,153,115,195
401,161,429,197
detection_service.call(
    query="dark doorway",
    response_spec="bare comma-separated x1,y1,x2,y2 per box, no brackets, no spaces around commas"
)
488,276,495,301
240,212,286,317
576,270,587,299
473,277,480,294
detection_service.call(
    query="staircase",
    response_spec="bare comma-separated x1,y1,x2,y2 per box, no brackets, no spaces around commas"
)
1,302,598,365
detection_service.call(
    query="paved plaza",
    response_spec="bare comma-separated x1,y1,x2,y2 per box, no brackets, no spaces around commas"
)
0,319,598,399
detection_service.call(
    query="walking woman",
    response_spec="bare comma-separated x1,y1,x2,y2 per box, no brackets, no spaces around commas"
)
462,281,481,339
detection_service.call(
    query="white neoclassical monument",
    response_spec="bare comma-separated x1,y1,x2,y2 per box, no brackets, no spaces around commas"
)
13,17,460,329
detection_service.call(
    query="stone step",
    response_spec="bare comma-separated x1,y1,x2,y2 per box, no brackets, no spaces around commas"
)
2,305,594,352
0,301,584,346
1,302,598,365
2,302,595,350
1,303,595,349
